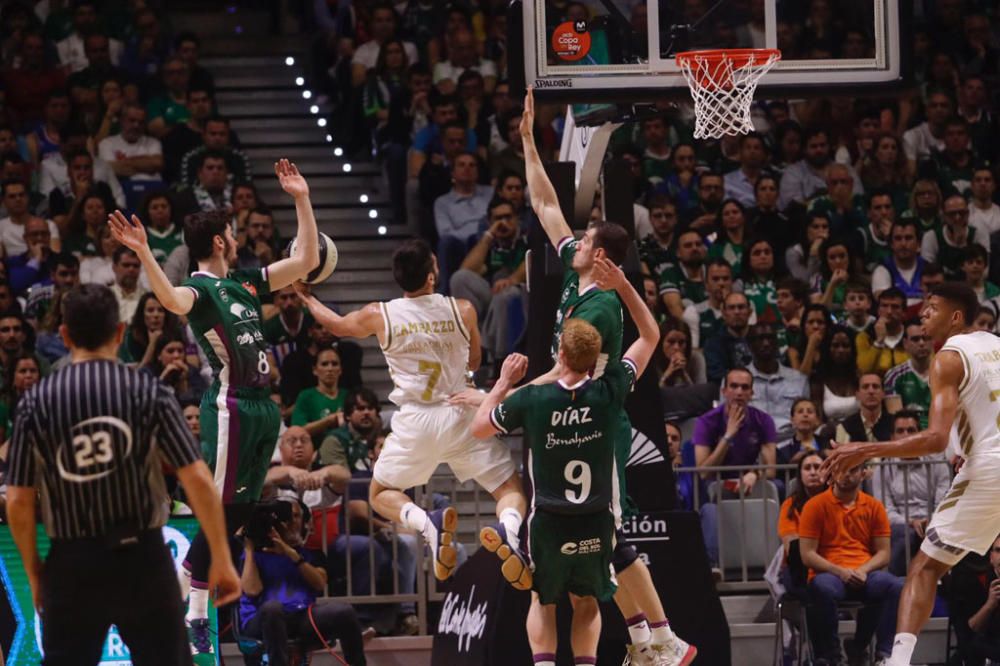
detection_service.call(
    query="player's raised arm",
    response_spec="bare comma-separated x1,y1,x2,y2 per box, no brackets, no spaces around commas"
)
521,88,573,250
471,353,528,439
108,210,195,315
822,349,962,479
294,284,384,341
266,159,320,290
593,257,659,376
456,298,482,372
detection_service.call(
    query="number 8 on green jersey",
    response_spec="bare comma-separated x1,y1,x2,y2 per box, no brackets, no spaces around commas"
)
183,267,281,504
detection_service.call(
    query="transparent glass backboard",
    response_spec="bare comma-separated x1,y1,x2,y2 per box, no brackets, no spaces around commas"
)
515,0,909,104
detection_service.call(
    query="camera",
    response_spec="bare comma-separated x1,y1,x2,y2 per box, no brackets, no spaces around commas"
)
244,501,293,549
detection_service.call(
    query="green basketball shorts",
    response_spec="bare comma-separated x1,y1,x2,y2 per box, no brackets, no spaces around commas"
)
200,384,280,504
527,508,617,605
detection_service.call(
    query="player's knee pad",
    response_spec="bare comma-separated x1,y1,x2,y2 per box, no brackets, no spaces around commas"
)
612,530,639,573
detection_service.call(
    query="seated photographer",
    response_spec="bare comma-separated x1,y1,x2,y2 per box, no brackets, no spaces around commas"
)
239,497,368,666
264,427,394,603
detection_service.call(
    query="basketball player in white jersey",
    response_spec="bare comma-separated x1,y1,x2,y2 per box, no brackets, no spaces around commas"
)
825,282,1000,666
294,239,531,588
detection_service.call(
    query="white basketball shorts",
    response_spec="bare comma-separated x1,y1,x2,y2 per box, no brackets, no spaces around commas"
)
922,456,1000,566
373,402,516,493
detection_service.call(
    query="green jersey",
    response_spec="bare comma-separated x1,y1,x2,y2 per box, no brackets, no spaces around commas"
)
742,277,779,324
857,223,891,272
485,235,528,282
707,238,744,275
183,268,272,389
552,238,623,373
320,425,373,472
657,263,707,308
976,281,1000,302
492,360,637,515
147,224,184,265
63,232,98,257
884,359,931,428
637,235,676,278
291,387,345,435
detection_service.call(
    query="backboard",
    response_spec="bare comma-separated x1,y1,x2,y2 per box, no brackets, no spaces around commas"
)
511,0,911,108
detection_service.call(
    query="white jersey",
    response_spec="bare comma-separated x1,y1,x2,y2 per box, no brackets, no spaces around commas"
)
941,330,1000,460
380,294,471,406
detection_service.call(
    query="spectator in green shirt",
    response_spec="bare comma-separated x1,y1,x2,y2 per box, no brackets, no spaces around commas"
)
292,348,346,440
707,199,747,276
139,191,181,265
146,56,190,138
319,387,383,473
963,243,1000,303
62,191,107,257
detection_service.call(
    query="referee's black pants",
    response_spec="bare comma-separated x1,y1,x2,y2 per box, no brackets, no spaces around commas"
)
41,529,190,666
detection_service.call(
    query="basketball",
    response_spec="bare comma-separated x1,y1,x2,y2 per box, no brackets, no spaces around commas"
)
288,232,338,284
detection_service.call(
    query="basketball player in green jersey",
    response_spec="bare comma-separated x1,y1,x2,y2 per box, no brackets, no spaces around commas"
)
521,88,693,666
108,158,319,659
471,257,693,666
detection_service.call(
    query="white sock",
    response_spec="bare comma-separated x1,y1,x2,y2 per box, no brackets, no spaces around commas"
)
186,588,209,622
627,617,652,645
499,507,523,549
650,620,676,644
178,567,192,601
888,633,917,665
400,502,428,533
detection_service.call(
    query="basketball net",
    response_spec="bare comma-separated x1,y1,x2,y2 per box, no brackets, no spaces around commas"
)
676,48,781,139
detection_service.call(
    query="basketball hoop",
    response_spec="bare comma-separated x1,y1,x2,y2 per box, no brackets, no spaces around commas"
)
676,48,781,139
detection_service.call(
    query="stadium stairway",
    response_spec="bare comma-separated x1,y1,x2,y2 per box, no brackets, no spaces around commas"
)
207,52,401,405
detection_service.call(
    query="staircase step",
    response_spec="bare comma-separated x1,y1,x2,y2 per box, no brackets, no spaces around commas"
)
317,285,399,302
252,158,379,176
201,36,308,58
274,208,394,232
247,145,362,161
334,239,412,253
170,10,271,37
231,116,328,132
217,88,313,104
326,269,395,286
221,100,333,117
215,71,306,90
329,251,396,270
255,175,383,193
262,188,388,207
202,56,297,68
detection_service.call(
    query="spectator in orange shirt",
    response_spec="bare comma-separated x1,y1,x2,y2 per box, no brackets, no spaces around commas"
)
799,463,904,665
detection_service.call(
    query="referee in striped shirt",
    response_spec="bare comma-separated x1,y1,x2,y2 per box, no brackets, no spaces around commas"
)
6,284,241,665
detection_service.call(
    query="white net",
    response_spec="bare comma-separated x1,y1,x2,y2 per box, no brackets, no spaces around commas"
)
677,49,781,139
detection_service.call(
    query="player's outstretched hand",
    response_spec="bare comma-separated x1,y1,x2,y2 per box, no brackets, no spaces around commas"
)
498,353,528,387
108,209,148,251
592,256,626,292
275,158,309,199
292,280,317,304
520,87,534,140
208,558,241,607
448,388,486,408
820,441,869,483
